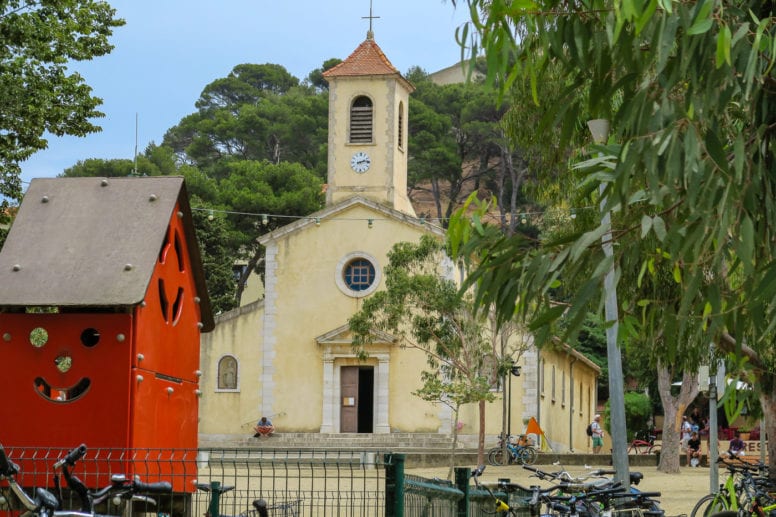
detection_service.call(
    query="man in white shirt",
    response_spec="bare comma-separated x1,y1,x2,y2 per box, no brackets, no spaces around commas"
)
681,415,693,449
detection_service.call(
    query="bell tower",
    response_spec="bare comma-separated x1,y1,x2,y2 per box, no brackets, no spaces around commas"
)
323,32,415,216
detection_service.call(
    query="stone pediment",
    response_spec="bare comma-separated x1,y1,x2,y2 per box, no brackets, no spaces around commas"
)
258,196,444,247
315,323,397,346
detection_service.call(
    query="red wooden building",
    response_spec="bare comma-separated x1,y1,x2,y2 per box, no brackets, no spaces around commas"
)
0,177,213,491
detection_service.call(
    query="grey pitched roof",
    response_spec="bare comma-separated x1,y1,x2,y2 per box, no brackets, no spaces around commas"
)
0,176,214,330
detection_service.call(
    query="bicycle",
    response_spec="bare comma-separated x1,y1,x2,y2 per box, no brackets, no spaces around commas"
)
488,434,538,466
523,465,665,517
690,457,772,517
0,443,172,516
196,482,300,517
627,431,661,455
473,464,660,517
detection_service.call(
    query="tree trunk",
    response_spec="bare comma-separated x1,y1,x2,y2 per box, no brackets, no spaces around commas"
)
656,363,699,473
447,404,461,480
478,399,486,466
758,375,776,484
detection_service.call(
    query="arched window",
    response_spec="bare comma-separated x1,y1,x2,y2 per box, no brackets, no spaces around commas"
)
217,355,238,390
350,96,373,143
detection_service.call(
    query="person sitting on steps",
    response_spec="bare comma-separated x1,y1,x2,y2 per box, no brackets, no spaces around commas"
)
253,416,275,438
686,431,702,467
720,431,746,459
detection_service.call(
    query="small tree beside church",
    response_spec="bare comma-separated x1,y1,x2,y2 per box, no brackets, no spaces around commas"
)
348,234,498,469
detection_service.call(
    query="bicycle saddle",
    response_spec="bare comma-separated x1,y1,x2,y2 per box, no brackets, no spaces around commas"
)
629,472,643,485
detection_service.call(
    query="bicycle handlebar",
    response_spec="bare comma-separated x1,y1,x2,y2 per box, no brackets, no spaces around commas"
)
53,443,87,469
133,480,173,493
0,443,14,476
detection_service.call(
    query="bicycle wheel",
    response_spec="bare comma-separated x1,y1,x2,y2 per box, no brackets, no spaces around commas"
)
488,447,507,466
690,493,730,517
518,446,538,465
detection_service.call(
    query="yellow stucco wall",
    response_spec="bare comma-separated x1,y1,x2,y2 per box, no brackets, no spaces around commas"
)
199,301,264,434
261,203,439,431
534,346,599,452
326,75,415,215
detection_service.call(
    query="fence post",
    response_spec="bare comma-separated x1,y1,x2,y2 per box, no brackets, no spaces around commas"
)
384,453,406,517
455,467,469,517
209,480,221,517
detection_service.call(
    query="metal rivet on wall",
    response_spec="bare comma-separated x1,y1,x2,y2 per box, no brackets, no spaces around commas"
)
149,194,158,202
116,333,125,342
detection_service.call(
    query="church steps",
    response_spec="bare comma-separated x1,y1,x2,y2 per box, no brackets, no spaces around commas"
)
199,432,481,451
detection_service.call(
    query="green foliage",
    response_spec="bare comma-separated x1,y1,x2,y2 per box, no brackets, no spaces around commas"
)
163,65,328,176
448,0,775,470
306,58,342,91
349,234,498,412
448,0,775,382
0,0,125,201
190,204,237,314
603,391,653,441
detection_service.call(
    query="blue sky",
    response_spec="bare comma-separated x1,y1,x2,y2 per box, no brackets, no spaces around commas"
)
19,1,471,187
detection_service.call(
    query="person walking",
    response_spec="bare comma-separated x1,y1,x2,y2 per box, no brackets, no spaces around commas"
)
590,414,604,454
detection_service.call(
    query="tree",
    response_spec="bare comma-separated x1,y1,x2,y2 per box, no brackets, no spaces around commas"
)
408,75,511,227
448,0,775,476
0,0,125,204
348,234,502,470
163,64,327,175
213,160,324,304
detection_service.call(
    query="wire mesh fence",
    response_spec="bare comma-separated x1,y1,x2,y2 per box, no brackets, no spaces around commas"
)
0,446,388,516
0,446,514,516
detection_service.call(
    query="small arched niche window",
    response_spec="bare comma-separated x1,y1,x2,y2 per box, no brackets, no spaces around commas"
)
217,355,238,390
350,96,373,143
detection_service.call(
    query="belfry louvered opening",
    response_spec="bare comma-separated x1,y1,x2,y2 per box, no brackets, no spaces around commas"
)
350,96,373,143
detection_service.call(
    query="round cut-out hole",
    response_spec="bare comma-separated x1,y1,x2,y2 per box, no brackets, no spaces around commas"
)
29,327,48,348
80,328,100,347
55,355,73,373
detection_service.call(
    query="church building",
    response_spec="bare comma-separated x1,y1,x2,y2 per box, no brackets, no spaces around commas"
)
198,31,600,452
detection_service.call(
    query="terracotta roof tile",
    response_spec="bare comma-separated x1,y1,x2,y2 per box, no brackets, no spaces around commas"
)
323,37,400,78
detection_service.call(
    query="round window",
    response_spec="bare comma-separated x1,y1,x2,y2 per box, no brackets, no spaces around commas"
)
335,252,381,298
344,258,375,291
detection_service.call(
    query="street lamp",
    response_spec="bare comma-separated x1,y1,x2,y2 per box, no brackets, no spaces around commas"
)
507,359,522,437
587,119,629,487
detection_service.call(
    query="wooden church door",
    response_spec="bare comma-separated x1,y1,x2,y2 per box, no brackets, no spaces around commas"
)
340,366,374,433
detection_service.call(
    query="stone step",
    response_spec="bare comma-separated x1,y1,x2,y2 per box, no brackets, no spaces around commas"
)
199,432,482,450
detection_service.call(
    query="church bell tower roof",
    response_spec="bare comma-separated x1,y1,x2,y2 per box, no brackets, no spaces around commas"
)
323,37,414,91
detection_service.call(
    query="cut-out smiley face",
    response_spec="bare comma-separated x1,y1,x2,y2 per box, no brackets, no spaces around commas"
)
30,327,99,403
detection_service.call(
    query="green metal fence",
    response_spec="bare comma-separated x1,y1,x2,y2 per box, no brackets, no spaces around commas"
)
1,446,531,516
385,454,532,517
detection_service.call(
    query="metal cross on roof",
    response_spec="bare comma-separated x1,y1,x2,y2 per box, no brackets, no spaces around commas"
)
363,0,380,39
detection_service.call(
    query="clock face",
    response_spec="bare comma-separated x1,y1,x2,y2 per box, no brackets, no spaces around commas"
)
350,151,371,173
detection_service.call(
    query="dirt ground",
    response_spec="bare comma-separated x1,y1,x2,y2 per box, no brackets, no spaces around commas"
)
407,464,717,516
